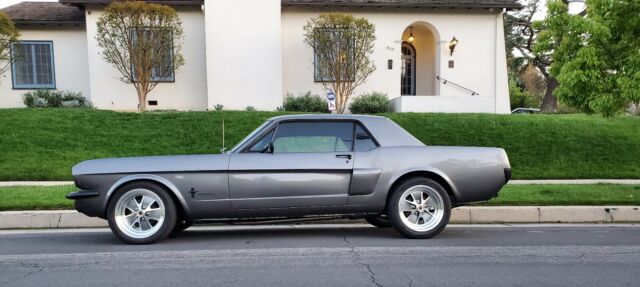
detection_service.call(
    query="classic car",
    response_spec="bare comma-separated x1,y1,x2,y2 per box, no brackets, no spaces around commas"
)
67,114,511,244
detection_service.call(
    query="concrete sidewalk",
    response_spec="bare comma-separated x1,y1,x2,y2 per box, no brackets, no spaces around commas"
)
1,206,639,229
2,179,640,187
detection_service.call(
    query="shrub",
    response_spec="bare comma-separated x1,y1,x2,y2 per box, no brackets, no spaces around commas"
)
245,106,256,112
509,77,539,110
283,91,328,113
214,104,224,111
23,90,92,108
348,92,389,114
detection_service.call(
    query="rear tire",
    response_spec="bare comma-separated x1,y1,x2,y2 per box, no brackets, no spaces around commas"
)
388,177,451,239
365,216,392,228
107,181,177,244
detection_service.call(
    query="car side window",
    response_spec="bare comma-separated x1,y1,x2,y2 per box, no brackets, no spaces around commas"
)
247,130,274,153
354,123,377,152
272,122,353,153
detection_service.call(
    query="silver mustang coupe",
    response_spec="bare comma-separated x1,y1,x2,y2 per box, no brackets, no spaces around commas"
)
67,114,511,244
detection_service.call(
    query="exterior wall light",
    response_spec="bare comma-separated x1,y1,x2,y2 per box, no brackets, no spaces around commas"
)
449,37,458,56
408,27,415,43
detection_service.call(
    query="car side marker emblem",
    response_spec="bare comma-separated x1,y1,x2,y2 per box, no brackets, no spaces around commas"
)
189,188,199,198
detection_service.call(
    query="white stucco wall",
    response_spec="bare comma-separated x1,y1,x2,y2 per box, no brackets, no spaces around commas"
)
0,27,90,108
85,6,207,111
205,0,283,111
281,8,510,114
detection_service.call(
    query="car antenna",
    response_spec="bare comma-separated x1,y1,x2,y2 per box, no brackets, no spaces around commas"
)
220,118,227,153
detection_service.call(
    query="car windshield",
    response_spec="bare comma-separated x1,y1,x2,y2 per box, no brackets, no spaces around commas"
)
228,120,272,153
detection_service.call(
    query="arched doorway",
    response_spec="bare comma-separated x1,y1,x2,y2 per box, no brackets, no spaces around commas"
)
401,42,416,95
401,23,439,96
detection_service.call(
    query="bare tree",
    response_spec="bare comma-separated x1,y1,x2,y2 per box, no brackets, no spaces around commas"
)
505,0,559,112
96,1,184,111
0,11,20,80
304,13,376,114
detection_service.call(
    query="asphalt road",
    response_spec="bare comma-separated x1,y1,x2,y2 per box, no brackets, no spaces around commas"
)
1,224,639,287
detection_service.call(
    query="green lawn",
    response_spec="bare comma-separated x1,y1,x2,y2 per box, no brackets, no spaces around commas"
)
481,184,640,206
0,184,638,211
0,109,639,180
0,185,75,211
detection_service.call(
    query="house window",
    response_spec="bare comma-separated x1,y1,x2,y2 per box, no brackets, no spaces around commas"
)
131,28,175,82
11,41,55,89
313,28,355,82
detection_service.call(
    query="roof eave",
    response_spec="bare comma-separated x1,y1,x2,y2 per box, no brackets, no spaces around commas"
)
59,0,204,5
13,20,86,27
281,2,522,10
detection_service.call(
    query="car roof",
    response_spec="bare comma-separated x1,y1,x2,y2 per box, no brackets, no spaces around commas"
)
267,114,425,148
268,114,386,121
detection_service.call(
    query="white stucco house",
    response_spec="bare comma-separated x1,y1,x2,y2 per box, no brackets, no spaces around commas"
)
0,0,520,113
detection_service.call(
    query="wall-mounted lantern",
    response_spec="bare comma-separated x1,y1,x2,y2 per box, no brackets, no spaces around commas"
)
388,59,393,70
448,36,459,56
408,27,415,43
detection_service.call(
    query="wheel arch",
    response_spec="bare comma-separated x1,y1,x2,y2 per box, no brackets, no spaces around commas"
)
385,169,459,208
105,174,190,219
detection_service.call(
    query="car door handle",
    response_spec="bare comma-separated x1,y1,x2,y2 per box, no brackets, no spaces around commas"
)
336,154,352,160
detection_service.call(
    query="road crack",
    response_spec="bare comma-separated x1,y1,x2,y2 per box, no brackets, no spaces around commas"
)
1,263,46,285
342,228,384,287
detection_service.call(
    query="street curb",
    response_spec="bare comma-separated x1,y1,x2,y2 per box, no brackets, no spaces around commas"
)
1,206,639,229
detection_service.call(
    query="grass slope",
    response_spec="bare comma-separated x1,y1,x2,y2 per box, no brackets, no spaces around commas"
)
481,184,640,206
0,184,638,211
0,109,639,180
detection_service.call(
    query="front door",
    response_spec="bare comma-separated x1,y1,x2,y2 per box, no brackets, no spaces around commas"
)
401,42,416,95
228,121,354,210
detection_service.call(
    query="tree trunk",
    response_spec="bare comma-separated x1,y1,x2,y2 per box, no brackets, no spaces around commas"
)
541,77,558,113
136,86,147,112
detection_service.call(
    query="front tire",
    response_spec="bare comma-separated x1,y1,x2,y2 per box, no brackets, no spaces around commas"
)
388,177,451,239
107,181,177,244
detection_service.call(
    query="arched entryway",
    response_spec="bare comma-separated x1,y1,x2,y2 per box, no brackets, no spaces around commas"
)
401,22,439,96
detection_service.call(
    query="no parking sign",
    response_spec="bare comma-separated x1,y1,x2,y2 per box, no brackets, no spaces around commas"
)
326,90,336,113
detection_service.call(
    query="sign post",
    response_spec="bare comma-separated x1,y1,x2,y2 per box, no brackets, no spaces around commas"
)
326,90,336,114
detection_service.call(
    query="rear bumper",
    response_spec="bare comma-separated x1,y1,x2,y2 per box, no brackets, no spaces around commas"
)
504,168,512,183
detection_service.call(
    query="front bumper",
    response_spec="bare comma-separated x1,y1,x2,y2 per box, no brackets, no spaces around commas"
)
66,190,105,218
66,190,100,200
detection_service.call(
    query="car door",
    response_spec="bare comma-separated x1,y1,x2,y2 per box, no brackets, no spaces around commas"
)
228,121,354,210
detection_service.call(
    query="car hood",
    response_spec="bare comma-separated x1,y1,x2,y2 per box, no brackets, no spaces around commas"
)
72,154,230,176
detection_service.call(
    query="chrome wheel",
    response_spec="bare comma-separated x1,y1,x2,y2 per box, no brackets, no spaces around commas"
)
397,185,444,232
114,188,165,239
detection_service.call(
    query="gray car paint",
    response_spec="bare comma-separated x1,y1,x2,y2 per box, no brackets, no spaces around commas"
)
70,114,511,220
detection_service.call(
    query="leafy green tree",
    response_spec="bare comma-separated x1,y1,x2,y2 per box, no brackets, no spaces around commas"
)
96,1,184,111
535,0,640,116
304,13,376,114
0,11,20,81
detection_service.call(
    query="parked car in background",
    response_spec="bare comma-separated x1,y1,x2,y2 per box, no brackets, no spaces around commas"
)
511,108,541,114
67,115,511,244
